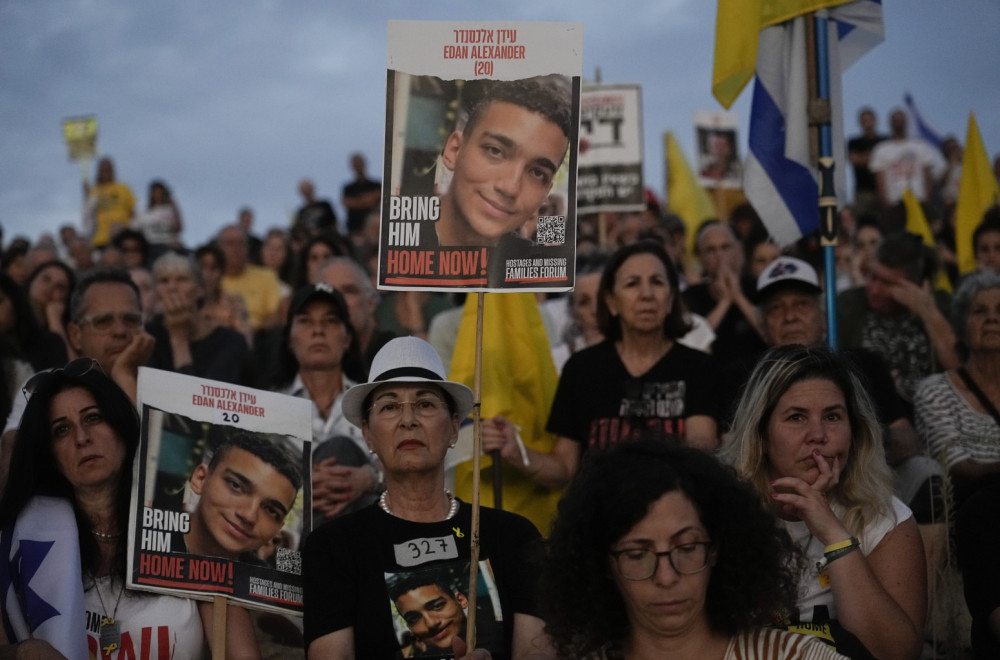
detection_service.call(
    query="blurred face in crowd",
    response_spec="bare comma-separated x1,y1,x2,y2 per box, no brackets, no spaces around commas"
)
317,260,377,337
217,226,248,274
749,241,781,281
67,281,143,371
965,287,1000,354
865,261,909,314
129,268,156,316
197,252,224,294
28,264,71,311
288,299,351,372
975,230,1000,273
760,289,825,347
696,226,741,279
571,271,603,342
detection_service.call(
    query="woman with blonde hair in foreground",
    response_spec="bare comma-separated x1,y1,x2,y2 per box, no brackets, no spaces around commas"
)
724,344,925,659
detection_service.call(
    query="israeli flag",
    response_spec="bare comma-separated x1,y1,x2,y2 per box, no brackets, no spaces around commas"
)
744,0,884,245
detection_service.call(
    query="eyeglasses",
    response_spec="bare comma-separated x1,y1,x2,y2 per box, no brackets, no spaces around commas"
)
76,311,144,334
23,357,103,400
369,397,446,420
610,542,712,580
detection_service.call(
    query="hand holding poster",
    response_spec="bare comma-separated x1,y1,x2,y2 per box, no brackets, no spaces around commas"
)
380,21,583,292
127,368,311,615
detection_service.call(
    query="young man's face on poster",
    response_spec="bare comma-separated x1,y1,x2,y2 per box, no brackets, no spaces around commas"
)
394,583,469,652
189,447,297,558
439,100,568,246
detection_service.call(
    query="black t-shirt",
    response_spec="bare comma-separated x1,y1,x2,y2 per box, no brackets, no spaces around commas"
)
682,279,767,371
343,179,382,233
303,501,542,659
145,319,254,386
546,340,720,450
847,134,885,193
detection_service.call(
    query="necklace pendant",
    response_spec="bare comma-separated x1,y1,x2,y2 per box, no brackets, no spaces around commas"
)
100,618,121,654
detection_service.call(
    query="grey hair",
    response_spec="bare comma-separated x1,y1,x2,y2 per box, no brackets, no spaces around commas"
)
152,251,204,288
951,270,1000,360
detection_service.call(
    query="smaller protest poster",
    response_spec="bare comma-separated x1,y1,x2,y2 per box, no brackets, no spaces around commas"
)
379,20,583,292
62,115,98,162
127,368,311,615
577,83,645,214
695,110,743,190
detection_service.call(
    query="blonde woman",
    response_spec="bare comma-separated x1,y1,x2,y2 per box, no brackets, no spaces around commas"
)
724,344,925,660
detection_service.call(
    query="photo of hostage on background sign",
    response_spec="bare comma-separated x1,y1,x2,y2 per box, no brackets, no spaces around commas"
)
127,368,312,615
380,20,582,292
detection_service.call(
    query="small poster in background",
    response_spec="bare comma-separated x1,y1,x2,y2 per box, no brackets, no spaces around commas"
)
577,83,645,214
695,110,743,190
126,368,312,615
379,20,583,292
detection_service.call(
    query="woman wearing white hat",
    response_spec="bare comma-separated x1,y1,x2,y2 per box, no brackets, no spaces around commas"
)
303,337,554,660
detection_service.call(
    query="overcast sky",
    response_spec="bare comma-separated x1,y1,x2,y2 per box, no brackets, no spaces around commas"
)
2,0,998,248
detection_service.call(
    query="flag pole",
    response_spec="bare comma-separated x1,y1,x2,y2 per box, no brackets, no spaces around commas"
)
811,10,840,350
465,291,486,648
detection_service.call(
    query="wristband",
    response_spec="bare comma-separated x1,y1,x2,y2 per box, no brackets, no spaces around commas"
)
816,536,860,573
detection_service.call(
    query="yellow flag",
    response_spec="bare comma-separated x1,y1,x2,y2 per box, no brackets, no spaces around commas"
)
665,132,717,263
712,0,853,108
903,188,952,293
955,112,1000,274
450,293,563,535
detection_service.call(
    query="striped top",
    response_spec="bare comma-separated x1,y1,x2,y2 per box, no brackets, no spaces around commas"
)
914,372,1000,470
586,627,849,659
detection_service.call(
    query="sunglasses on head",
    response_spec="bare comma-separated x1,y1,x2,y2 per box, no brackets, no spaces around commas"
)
22,357,104,400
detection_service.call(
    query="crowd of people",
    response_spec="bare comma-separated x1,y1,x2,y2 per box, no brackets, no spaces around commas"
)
0,101,999,660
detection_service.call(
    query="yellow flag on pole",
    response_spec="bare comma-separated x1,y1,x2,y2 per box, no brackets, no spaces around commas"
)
955,112,1000,275
903,188,951,293
665,132,717,263
450,293,562,535
712,0,854,108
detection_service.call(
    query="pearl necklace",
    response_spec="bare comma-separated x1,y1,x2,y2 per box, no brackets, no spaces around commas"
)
91,529,121,542
379,490,459,521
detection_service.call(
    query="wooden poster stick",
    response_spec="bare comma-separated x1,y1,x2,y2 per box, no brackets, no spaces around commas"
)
465,291,486,649
212,595,227,659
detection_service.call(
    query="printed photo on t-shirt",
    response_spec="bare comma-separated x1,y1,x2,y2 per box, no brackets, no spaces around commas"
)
384,560,504,659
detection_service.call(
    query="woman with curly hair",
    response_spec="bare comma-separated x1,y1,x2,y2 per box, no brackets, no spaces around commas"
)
541,439,843,659
724,344,926,660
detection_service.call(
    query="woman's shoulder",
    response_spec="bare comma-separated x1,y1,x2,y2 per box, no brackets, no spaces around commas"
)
728,628,849,659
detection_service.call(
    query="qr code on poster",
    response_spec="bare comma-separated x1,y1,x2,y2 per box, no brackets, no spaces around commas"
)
535,215,566,246
276,547,301,575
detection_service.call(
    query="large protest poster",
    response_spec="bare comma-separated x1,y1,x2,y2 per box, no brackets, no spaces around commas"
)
695,110,743,190
379,20,583,292
126,368,311,615
577,83,645,214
